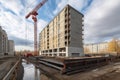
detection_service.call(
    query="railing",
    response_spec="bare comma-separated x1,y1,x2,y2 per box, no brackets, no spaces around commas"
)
2,58,21,80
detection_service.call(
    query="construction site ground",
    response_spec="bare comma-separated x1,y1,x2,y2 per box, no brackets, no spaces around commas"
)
38,61,120,80
0,57,17,80
72,62,120,80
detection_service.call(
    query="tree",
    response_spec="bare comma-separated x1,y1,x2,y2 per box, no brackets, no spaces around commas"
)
117,41,120,54
108,39,119,54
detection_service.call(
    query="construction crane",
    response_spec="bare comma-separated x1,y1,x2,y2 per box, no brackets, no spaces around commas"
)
25,0,48,56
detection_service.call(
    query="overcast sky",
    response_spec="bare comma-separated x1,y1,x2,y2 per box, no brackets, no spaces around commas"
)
0,0,120,51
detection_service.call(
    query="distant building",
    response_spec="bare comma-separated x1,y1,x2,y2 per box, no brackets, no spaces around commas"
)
84,40,120,55
8,40,15,55
0,26,3,54
118,40,120,47
2,30,8,54
84,42,109,54
39,5,84,57
0,26,15,56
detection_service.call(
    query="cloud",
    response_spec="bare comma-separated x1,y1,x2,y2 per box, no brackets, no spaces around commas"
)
53,0,85,15
53,0,120,44
0,0,24,16
37,19,48,32
1,0,120,50
84,0,120,44
53,0,68,15
0,0,47,51
15,46,34,51
9,35,33,46
68,0,85,11
9,35,34,51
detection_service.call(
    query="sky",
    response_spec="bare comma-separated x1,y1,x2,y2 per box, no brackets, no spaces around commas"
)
0,0,120,51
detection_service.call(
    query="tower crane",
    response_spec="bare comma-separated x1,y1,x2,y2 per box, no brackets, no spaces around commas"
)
25,0,48,56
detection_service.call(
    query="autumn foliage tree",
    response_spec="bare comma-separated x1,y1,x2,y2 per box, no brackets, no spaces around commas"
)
108,39,120,54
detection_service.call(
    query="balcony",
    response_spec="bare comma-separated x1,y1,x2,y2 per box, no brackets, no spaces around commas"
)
65,36,67,39
68,17,70,22
68,7,70,11
65,19,67,23
81,27,84,31
68,12,70,16
65,25,67,29
67,29,70,33
65,8,67,12
65,30,67,34
65,13,67,17
65,42,67,46
68,23,70,27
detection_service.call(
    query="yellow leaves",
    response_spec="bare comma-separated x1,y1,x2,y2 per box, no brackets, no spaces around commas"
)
84,39,120,54
108,39,120,53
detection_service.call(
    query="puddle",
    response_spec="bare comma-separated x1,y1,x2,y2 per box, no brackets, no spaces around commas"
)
22,59,40,80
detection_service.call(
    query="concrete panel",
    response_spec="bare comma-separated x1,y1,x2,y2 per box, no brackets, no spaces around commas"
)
68,47,84,57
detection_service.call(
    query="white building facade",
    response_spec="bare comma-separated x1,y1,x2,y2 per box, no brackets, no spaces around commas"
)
8,40,15,55
84,42,109,54
0,26,15,56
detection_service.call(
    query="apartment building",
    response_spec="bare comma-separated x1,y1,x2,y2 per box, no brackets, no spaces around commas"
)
84,42,108,54
118,40,120,48
0,26,2,54
0,26,15,56
84,39,120,55
2,30,8,54
8,40,15,55
39,5,84,57
0,26,8,55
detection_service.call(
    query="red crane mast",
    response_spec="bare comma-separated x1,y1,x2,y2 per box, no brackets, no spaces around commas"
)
25,0,48,56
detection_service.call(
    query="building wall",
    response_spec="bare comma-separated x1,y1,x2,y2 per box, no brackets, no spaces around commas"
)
118,41,120,48
2,30,8,54
8,40,15,55
84,40,120,55
0,26,2,54
98,43,108,53
0,26,14,56
70,7,83,48
67,47,84,57
39,5,84,57
84,42,109,54
0,29,8,55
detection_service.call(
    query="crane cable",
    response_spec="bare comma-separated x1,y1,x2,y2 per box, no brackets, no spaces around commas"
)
25,0,37,48
25,6,28,47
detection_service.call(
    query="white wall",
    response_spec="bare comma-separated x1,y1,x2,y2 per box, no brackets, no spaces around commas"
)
8,40,14,55
67,47,84,57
